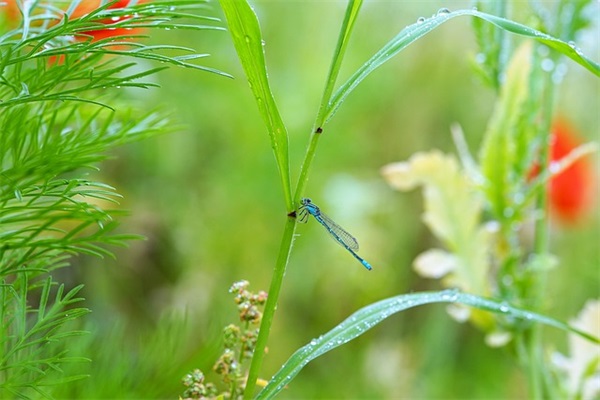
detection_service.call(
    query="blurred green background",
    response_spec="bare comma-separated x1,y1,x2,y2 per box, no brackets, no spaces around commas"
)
59,1,599,398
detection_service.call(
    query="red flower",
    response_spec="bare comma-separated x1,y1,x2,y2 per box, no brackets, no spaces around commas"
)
546,119,595,224
2,0,148,41
73,0,149,41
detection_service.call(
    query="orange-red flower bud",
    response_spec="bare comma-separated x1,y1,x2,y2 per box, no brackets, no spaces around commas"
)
547,119,595,224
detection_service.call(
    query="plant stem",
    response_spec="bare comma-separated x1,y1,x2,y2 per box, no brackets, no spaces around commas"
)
293,0,363,204
294,130,322,205
243,216,297,399
527,66,555,400
245,3,363,397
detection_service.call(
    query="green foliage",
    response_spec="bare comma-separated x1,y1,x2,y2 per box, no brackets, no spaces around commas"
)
219,0,291,209
0,0,594,397
479,41,533,226
258,290,599,399
470,1,508,89
0,0,226,396
218,1,599,399
326,7,600,123
0,275,89,398
293,0,363,204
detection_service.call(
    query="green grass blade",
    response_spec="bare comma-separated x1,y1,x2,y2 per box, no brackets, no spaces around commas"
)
219,0,292,210
292,0,363,205
325,8,600,123
257,289,599,399
313,0,362,129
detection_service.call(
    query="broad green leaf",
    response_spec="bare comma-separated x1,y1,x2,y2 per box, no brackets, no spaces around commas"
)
325,9,600,123
257,290,599,399
219,0,292,209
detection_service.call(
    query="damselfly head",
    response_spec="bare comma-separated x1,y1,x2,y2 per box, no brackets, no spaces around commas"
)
300,198,312,206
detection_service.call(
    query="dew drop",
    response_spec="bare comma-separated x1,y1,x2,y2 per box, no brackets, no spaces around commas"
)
441,288,459,302
437,8,451,15
244,35,251,43
568,41,576,48
499,303,509,313
111,16,120,21
417,16,426,24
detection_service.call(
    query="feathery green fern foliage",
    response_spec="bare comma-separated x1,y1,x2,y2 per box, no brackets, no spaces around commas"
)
0,0,226,396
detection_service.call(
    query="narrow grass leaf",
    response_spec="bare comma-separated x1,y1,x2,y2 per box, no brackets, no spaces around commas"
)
219,0,292,209
313,0,362,128
325,9,600,123
257,289,599,399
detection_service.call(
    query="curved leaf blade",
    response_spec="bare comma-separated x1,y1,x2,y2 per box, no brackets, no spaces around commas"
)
325,9,600,123
257,289,599,399
219,0,292,209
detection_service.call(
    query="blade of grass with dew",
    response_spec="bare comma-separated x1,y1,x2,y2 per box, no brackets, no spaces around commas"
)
257,289,599,399
325,8,600,123
219,0,292,210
